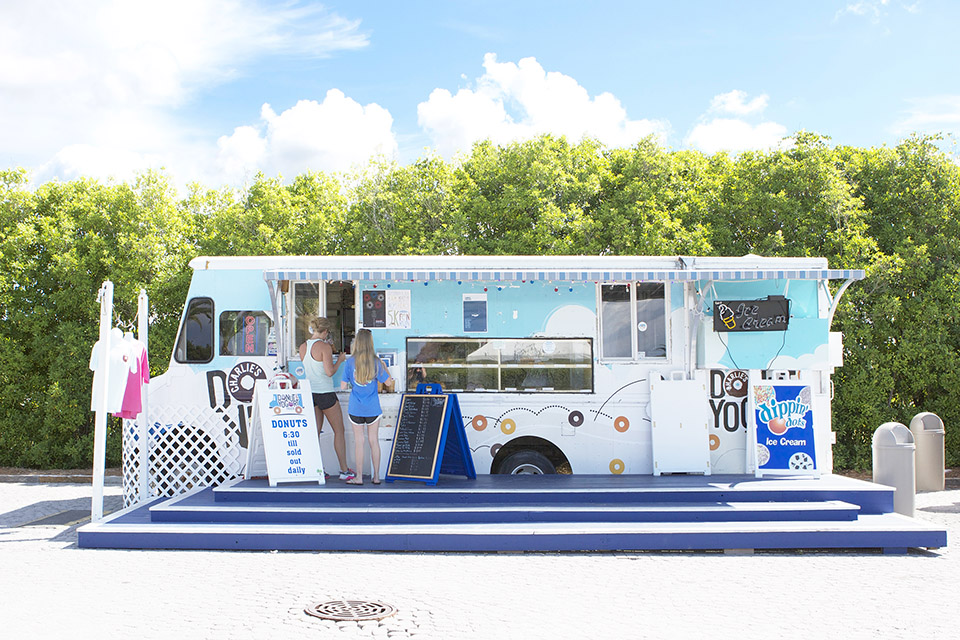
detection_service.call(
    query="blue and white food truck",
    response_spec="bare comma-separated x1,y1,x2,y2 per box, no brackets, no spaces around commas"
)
129,255,862,499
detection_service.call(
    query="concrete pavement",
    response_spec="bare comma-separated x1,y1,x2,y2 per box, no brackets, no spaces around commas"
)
1,479,958,640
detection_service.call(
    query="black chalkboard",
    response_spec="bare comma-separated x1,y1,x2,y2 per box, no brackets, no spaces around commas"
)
713,296,790,332
386,394,449,479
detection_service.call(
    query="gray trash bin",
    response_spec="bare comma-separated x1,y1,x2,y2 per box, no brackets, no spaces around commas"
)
909,412,945,492
872,422,915,517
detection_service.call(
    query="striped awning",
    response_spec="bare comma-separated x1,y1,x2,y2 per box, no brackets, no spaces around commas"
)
263,268,865,283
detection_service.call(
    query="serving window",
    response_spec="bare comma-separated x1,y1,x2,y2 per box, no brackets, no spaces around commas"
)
599,282,667,360
406,337,593,393
291,282,321,356
287,281,356,359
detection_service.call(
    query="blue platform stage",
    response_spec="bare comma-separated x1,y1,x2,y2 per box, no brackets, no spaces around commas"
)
78,474,946,553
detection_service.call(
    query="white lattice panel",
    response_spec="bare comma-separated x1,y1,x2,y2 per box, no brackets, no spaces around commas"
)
121,421,143,507
122,403,247,504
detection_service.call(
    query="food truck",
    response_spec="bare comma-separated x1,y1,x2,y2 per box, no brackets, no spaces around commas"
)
128,254,862,500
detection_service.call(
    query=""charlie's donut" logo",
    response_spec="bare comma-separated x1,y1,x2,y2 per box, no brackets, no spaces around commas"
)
227,361,267,403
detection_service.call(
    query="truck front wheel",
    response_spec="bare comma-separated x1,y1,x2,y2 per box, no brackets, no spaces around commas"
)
496,450,556,475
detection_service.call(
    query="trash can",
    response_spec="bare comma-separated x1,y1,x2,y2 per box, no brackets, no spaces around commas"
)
872,422,915,517
909,412,945,492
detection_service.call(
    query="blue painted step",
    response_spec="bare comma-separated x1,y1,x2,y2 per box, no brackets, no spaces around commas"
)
214,474,895,514
79,508,945,552
76,474,947,552
151,487,862,524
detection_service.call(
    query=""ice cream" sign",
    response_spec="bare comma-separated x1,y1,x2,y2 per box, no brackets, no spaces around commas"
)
713,296,790,332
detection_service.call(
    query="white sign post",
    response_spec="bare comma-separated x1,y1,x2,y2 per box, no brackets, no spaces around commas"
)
245,378,324,486
91,281,113,521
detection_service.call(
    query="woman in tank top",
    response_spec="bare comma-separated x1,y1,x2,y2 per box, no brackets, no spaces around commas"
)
298,317,354,481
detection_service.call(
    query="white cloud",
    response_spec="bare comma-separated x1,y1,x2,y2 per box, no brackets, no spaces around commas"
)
686,119,788,155
0,0,369,185
215,91,398,184
710,90,769,116
216,126,268,184
835,0,891,22
835,0,921,23
686,90,787,154
893,96,960,134
417,53,667,157
39,145,166,185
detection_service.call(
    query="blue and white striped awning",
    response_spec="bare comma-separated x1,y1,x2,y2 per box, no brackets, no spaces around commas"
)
263,268,864,283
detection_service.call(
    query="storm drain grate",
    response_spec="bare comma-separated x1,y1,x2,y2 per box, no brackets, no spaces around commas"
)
305,600,397,622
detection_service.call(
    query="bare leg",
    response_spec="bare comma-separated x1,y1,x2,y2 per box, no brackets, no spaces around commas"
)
322,401,349,473
367,419,381,483
350,422,365,484
314,406,325,435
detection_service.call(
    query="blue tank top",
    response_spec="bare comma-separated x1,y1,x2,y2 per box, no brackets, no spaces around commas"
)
302,339,335,393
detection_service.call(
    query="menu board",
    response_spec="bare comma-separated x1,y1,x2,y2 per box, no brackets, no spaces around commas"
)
386,394,448,480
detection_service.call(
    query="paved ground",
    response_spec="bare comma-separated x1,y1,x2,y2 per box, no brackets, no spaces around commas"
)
1,479,957,640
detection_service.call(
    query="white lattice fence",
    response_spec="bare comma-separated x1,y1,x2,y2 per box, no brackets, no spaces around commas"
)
122,404,247,506
121,423,142,507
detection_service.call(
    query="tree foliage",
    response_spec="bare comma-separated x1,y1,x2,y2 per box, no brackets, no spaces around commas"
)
0,171,194,466
1,133,958,469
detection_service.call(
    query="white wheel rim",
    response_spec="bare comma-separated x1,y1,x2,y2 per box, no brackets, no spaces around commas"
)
511,463,544,474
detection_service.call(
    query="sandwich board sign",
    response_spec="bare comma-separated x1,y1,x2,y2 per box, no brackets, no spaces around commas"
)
385,384,476,485
748,374,818,478
245,378,324,486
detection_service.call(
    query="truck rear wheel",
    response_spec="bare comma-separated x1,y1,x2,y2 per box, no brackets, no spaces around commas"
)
496,450,556,475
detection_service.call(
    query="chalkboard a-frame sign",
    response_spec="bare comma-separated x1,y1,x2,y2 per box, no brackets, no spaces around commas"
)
385,384,477,485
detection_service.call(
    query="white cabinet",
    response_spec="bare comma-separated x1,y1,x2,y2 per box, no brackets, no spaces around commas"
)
650,379,711,476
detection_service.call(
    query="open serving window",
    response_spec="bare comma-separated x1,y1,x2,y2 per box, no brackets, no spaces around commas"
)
406,337,593,393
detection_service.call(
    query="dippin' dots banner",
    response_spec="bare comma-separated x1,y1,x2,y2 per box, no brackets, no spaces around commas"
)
752,384,816,472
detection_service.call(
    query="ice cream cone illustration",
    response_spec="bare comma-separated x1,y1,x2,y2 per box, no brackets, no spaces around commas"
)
717,302,736,329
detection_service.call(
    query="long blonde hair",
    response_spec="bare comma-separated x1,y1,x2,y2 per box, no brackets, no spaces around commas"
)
352,329,377,385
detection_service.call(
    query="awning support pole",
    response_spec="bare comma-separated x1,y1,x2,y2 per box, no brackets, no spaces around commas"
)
827,278,857,328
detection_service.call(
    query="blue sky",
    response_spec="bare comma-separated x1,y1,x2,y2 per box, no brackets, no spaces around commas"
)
1,1,956,189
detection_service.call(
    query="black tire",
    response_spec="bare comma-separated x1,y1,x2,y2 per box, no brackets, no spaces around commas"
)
496,450,556,475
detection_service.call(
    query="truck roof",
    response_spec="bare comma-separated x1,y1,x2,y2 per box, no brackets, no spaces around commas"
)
189,255,863,282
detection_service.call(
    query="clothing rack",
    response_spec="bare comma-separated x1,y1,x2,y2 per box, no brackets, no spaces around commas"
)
91,281,149,522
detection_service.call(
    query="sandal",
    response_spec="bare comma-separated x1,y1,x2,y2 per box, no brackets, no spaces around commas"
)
373,479,381,485
346,478,363,486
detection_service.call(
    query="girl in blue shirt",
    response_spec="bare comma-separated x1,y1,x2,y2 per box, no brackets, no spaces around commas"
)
341,329,393,485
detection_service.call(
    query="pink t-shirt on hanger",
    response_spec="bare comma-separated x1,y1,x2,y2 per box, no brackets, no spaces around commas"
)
114,335,149,419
